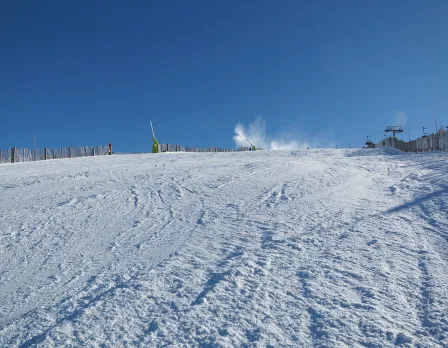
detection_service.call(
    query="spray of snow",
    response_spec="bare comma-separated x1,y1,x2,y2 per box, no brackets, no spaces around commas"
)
233,117,309,150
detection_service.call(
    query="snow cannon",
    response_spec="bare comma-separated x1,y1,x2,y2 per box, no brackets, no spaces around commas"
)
150,120,159,153
244,136,257,151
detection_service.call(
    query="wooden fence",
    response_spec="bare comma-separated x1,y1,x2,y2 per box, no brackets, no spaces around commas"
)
0,145,109,164
0,143,256,164
375,129,448,152
158,144,253,153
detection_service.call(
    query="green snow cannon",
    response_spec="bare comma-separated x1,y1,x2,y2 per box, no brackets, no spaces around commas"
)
152,137,159,153
150,120,159,153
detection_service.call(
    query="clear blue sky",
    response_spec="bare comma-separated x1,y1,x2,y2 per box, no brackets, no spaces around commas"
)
1,0,447,152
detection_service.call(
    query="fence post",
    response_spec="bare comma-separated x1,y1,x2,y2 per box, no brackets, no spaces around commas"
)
11,147,15,163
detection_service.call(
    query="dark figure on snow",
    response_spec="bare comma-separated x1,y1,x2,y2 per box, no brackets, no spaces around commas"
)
107,142,113,155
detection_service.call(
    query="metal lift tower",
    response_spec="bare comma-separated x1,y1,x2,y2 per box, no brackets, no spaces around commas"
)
384,126,404,138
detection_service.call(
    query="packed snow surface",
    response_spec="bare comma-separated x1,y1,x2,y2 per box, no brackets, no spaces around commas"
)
0,148,447,347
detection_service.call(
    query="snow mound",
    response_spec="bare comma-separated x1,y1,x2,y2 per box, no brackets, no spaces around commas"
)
345,146,402,157
289,148,345,157
0,150,447,347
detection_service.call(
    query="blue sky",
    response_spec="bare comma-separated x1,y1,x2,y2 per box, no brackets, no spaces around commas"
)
1,0,447,152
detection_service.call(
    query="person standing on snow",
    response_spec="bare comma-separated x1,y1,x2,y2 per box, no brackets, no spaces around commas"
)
107,142,113,155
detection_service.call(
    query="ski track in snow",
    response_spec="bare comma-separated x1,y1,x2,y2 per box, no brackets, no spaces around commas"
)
0,149,447,347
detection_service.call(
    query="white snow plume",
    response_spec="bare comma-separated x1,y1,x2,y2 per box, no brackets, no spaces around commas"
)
233,117,309,150
391,110,408,126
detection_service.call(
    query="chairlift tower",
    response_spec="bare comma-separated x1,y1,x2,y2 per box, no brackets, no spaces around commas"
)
384,126,404,138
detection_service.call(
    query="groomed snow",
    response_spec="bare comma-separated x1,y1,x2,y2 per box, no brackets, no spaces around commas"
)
0,148,447,347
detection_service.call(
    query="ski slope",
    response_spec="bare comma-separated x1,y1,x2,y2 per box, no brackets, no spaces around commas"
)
0,148,447,347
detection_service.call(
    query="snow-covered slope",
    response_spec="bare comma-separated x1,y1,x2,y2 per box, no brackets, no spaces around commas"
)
0,149,447,347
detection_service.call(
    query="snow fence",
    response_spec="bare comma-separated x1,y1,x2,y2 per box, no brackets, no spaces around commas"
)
0,145,109,164
158,144,252,153
376,129,448,153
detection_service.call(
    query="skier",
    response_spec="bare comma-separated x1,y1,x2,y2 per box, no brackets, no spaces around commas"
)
107,142,113,155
